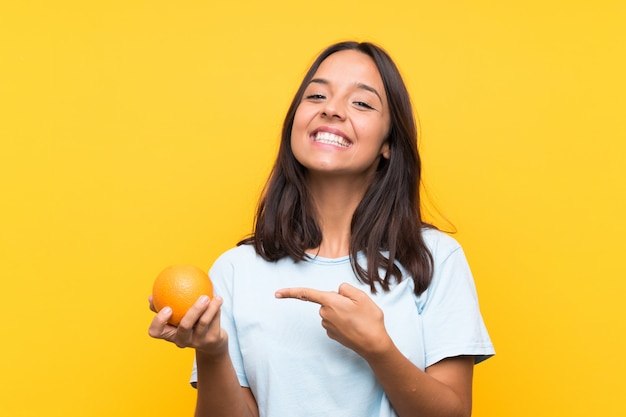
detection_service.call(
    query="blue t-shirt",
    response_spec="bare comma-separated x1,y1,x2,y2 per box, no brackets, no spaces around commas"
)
191,228,494,417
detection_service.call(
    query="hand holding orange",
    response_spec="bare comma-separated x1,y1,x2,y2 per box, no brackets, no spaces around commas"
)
152,265,214,326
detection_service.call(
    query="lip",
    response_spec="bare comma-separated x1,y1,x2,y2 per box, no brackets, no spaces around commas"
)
310,126,353,146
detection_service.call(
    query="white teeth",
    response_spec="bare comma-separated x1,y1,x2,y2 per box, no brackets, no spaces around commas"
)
313,131,350,147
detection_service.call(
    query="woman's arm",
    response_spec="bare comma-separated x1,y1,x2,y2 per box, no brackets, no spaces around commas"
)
194,350,259,417
148,296,259,417
364,342,474,417
275,284,474,417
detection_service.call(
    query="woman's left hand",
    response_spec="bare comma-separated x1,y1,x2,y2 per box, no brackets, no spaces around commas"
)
275,283,392,358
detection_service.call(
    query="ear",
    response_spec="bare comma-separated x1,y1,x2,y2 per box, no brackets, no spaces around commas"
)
381,142,390,159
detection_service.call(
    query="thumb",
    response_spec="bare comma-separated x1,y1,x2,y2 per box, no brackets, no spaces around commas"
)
148,306,174,339
338,282,364,299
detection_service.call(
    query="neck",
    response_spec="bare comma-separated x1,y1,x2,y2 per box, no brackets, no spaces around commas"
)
307,174,370,258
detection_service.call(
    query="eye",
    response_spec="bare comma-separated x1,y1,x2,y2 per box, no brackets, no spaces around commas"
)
354,101,375,110
305,94,326,100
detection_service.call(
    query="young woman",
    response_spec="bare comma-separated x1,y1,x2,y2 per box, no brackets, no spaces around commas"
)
149,41,494,417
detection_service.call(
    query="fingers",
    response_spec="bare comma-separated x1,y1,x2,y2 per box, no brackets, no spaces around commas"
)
177,295,211,328
148,306,174,339
148,295,225,351
275,287,334,305
147,295,219,335
337,282,364,301
147,295,157,313
179,295,223,331
275,284,364,305
275,283,369,310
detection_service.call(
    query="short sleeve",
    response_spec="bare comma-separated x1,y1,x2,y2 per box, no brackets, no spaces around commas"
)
419,240,495,367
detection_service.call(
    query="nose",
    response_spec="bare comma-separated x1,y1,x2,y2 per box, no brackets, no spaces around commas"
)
321,97,346,120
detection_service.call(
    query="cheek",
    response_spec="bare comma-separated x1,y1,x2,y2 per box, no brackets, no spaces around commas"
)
291,108,306,138
375,117,392,146
290,109,308,159
291,105,316,146
355,117,389,146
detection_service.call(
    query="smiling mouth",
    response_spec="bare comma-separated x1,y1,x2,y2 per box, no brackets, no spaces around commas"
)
313,131,351,148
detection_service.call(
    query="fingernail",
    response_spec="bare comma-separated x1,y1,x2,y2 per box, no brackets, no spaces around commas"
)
198,295,210,304
275,292,283,298
161,306,172,315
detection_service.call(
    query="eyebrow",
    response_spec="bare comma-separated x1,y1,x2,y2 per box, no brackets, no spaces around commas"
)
309,78,384,104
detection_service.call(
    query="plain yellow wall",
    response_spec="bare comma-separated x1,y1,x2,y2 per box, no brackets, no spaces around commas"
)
1,1,625,416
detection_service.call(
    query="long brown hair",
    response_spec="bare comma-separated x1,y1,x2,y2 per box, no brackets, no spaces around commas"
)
240,41,434,295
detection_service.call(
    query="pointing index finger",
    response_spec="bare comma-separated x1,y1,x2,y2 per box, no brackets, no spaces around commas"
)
275,287,329,305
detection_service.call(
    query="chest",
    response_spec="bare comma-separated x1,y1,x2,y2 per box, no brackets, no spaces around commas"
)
229,258,427,370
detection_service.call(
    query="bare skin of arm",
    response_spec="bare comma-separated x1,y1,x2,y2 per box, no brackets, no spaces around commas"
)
194,350,258,417
148,296,259,417
275,284,474,417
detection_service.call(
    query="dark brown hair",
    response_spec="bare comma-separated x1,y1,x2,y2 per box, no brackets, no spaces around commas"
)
240,41,434,295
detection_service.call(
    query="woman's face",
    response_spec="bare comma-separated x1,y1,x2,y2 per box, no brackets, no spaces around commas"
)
291,50,391,180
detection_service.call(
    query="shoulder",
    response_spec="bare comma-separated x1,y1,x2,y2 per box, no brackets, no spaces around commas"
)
420,227,463,261
209,244,261,278
214,244,258,264
418,228,475,301
208,244,270,296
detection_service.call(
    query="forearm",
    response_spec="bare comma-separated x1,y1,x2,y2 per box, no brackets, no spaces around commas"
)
194,350,258,417
364,340,471,417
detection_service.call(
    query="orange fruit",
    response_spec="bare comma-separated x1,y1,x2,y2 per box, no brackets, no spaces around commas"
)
152,265,213,326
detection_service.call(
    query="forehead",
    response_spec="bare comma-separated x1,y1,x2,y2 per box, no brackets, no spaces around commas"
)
312,50,385,92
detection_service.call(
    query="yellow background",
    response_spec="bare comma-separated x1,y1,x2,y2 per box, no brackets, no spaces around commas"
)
1,1,625,416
